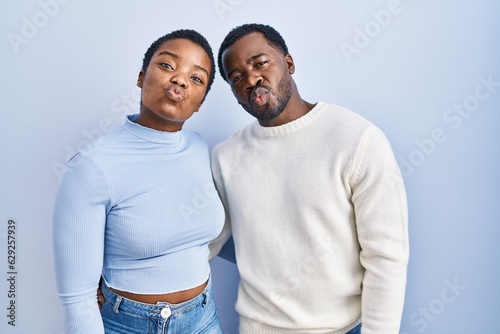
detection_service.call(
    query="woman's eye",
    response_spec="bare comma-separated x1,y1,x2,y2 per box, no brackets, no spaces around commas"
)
192,76,203,84
160,63,173,69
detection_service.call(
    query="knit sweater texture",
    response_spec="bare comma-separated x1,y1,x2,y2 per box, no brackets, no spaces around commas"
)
52,114,225,333
209,102,409,334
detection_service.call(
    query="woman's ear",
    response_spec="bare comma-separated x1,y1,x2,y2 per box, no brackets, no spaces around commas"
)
194,102,202,113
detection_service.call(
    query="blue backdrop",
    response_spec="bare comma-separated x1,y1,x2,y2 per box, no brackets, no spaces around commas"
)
1,1,499,333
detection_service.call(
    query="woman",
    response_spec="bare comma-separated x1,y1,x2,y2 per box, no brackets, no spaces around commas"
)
52,29,225,333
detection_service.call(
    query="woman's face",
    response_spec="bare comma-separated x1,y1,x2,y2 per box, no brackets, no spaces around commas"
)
137,38,211,131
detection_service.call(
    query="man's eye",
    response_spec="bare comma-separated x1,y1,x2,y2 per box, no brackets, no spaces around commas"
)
232,74,242,84
255,61,268,68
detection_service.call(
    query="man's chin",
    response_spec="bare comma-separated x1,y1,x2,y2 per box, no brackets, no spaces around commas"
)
242,104,282,122
250,110,279,122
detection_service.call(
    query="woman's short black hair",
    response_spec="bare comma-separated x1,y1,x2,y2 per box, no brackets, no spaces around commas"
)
142,29,216,97
217,23,289,82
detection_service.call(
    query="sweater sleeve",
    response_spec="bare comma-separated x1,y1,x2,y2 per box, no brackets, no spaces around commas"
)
349,126,409,334
208,148,233,260
52,153,109,333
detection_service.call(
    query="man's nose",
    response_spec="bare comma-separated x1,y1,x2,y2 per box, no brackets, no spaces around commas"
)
246,73,263,92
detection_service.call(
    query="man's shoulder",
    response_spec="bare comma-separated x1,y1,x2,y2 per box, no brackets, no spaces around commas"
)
310,102,379,147
318,102,373,130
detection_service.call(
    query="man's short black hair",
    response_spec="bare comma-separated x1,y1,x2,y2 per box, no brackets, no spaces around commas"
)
142,29,216,97
217,23,289,82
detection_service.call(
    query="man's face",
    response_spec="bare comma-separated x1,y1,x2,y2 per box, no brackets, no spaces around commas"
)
221,32,293,122
137,38,211,129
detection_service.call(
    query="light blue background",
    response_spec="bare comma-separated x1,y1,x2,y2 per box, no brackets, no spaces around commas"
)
1,1,499,333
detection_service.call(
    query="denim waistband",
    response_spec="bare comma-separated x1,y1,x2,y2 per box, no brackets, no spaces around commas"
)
100,276,213,320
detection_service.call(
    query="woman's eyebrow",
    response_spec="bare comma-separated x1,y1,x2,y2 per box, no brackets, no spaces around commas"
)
157,50,209,78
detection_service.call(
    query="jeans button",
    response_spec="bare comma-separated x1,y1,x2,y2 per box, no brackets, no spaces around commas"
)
160,307,171,319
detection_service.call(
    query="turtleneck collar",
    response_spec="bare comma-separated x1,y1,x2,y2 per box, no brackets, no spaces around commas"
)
123,114,184,145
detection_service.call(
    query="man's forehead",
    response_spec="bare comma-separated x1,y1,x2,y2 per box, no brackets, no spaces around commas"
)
227,33,276,57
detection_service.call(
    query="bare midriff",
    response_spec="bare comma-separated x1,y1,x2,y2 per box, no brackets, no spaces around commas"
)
109,279,208,304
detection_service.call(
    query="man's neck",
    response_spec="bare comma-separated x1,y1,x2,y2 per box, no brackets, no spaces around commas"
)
258,95,315,127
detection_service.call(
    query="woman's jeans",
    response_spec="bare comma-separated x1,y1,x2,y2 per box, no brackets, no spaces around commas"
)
100,277,222,334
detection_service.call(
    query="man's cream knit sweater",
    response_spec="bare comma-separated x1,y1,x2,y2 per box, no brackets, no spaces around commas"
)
210,102,409,334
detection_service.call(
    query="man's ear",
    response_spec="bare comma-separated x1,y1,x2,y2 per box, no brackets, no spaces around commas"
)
284,54,295,75
137,70,145,88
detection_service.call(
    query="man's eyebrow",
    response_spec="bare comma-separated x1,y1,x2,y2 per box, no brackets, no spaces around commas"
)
157,50,209,78
158,50,179,59
246,53,268,65
227,53,268,79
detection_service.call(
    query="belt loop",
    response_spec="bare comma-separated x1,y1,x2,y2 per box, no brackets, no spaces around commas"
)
113,295,122,313
202,290,208,307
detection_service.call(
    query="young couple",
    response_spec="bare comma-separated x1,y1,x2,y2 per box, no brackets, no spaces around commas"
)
53,24,409,334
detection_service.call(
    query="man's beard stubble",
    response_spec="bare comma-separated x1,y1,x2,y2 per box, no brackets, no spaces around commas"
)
242,72,293,122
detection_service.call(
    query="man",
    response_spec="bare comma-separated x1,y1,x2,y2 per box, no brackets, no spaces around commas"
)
209,23,409,334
